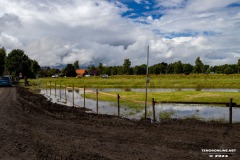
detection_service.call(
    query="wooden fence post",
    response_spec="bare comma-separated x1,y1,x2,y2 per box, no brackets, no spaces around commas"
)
65,84,67,103
152,98,156,122
96,89,99,114
55,81,56,98
84,85,86,108
229,98,233,124
59,83,61,100
46,82,47,95
73,84,75,107
50,81,52,96
117,94,120,117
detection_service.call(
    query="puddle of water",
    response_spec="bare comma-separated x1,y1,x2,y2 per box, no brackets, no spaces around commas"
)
40,89,240,122
153,104,240,122
40,89,135,118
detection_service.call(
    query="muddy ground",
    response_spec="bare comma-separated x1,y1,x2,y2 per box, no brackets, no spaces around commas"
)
0,87,240,160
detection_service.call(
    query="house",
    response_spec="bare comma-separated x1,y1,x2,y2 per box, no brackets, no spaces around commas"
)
76,69,87,77
89,69,99,76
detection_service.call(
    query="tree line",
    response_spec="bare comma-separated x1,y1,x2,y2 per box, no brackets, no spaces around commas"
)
0,48,40,78
43,57,240,77
1,47,240,78
95,58,240,76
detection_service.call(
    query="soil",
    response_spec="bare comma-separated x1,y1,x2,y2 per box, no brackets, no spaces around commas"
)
0,87,240,160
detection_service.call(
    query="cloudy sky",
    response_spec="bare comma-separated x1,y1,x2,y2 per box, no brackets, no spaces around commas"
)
0,0,240,67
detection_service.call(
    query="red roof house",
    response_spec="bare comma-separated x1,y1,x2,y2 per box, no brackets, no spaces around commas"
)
76,69,87,76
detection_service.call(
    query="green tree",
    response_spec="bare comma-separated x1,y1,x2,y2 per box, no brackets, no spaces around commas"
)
224,66,233,75
166,63,174,74
204,65,210,73
63,64,76,77
173,61,183,74
183,63,193,75
237,59,240,74
97,63,103,75
73,61,79,70
111,66,118,75
116,66,123,75
134,65,146,75
103,66,112,75
123,59,131,75
88,65,96,72
5,49,32,77
194,57,204,74
31,60,40,75
0,47,6,75
149,64,161,74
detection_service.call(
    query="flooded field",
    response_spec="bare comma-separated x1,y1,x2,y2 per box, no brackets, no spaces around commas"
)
40,88,240,122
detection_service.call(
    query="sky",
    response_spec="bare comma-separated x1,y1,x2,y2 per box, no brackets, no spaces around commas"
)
0,0,240,67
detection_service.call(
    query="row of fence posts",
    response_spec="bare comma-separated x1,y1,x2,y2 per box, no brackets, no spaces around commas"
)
46,82,81,107
46,81,121,116
46,81,235,124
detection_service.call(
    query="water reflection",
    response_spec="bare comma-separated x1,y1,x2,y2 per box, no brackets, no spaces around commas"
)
40,88,240,122
154,104,240,122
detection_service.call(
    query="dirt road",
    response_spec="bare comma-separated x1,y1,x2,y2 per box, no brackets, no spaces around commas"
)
0,87,240,160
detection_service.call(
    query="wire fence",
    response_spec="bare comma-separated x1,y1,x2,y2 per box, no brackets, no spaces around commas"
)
44,81,151,119
42,81,238,124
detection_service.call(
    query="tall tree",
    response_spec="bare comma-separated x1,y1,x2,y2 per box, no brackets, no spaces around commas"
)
183,63,193,75
111,66,118,75
31,60,41,76
237,59,240,74
204,65,210,73
0,47,6,75
5,49,32,77
88,65,96,71
224,66,233,75
123,59,131,75
97,63,103,75
134,65,146,75
73,61,79,70
173,61,183,74
63,64,76,77
194,57,204,74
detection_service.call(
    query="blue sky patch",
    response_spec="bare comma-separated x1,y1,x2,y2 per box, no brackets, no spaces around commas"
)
227,3,240,8
118,0,163,20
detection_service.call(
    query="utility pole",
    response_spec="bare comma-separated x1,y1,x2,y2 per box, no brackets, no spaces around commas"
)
145,46,150,119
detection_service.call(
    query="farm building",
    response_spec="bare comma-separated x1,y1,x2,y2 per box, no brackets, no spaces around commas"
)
76,69,87,77
89,69,99,76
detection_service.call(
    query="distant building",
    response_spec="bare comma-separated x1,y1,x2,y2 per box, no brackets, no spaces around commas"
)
76,69,88,77
89,70,99,76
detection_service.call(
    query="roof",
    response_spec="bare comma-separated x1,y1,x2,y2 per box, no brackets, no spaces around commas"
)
76,69,87,75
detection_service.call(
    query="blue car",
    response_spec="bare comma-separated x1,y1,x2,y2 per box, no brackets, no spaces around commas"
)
0,76,12,87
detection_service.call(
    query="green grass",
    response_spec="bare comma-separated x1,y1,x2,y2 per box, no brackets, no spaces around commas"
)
28,74,240,89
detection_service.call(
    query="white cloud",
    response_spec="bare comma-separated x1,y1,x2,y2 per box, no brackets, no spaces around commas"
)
0,33,23,50
155,0,186,8
134,0,143,4
0,0,239,68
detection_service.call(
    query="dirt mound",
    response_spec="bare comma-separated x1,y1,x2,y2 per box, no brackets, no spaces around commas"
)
0,87,239,159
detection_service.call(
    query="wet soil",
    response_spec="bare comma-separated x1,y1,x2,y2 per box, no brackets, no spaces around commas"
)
0,87,240,160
